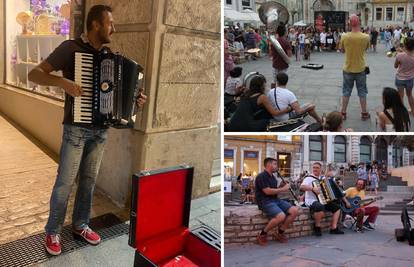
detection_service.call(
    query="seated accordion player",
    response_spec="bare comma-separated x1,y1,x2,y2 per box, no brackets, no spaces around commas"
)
73,50,143,128
311,176,344,205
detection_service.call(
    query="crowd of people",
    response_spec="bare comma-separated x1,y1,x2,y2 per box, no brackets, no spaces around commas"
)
224,15,414,132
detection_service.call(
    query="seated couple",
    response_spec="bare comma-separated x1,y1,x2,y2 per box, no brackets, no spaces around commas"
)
227,73,322,132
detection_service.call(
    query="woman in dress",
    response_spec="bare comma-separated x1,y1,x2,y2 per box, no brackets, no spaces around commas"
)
369,163,379,195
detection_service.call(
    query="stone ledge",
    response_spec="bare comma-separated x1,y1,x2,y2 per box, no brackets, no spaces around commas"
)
224,204,333,246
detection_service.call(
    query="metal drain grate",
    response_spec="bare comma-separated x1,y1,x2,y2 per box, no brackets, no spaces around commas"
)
0,213,129,267
192,225,221,251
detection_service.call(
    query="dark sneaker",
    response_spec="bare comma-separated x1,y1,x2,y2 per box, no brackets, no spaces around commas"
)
363,223,374,231
274,232,288,243
72,225,101,245
256,233,268,246
329,228,344,235
314,226,322,237
45,234,61,256
355,227,364,233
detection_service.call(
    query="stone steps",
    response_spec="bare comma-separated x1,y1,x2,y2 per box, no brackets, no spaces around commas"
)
386,186,414,193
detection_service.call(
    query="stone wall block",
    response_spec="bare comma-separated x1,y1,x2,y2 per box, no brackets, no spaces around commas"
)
88,0,152,24
164,0,220,33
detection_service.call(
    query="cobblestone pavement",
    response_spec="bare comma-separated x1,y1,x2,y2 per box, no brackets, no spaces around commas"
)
239,43,414,132
0,114,122,245
224,214,413,267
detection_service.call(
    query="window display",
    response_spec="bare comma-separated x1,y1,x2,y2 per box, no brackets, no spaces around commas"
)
6,0,72,100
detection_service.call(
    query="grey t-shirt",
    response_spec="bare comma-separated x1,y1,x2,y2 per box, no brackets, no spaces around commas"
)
45,37,109,128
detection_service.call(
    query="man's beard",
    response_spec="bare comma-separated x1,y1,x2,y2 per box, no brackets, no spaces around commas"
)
99,30,111,44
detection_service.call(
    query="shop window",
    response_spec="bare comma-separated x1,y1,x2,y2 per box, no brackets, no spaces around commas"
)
224,149,235,177
243,150,259,177
5,0,79,100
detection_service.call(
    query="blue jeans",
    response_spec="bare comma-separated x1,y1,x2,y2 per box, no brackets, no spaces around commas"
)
45,124,108,234
343,71,368,97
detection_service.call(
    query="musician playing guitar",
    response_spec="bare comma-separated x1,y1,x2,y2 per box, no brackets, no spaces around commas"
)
300,162,346,236
255,158,299,245
344,179,379,232
28,5,147,256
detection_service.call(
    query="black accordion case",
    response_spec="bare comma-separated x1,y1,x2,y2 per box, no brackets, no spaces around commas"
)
129,165,221,267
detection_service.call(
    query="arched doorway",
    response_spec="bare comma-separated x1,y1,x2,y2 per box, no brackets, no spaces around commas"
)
375,137,388,164
313,0,334,11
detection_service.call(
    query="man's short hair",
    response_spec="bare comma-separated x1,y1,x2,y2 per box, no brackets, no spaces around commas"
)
264,157,277,167
313,162,322,167
276,72,288,86
86,5,113,32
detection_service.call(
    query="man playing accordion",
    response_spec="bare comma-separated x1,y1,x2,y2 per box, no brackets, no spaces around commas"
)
300,162,349,236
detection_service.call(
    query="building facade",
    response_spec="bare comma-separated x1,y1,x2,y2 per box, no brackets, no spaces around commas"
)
302,135,413,173
226,0,257,12
224,135,303,179
225,135,413,181
302,0,414,28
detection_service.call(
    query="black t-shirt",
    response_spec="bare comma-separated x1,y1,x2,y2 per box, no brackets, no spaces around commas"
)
45,37,110,129
255,170,279,206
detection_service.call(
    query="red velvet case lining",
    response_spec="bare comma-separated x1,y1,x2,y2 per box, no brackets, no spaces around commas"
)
135,169,188,242
134,168,220,266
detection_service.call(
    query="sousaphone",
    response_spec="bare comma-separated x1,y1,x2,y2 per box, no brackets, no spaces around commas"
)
258,1,290,64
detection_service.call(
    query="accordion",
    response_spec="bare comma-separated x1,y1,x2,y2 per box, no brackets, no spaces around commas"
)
311,176,344,205
73,51,143,128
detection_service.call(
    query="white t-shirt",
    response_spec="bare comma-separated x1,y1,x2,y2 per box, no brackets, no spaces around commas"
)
225,77,242,95
320,32,326,43
301,175,319,207
298,34,305,44
267,87,297,121
394,29,402,40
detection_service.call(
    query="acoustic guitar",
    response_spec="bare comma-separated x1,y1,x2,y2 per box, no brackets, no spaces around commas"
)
340,196,383,213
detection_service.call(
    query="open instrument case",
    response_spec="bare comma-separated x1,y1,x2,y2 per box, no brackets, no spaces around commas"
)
129,165,221,267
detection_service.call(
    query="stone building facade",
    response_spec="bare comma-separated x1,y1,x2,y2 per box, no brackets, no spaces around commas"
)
0,0,221,206
302,135,413,173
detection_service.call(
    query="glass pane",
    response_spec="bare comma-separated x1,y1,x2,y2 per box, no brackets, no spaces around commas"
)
243,157,259,177
334,152,346,162
360,145,371,154
360,154,370,163
310,141,322,151
334,144,346,153
6,0,71,99
310,151,322,161
309,135,322,141
335,136,346,144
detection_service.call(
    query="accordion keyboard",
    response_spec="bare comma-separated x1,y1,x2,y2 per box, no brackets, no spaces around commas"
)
74,52,95,124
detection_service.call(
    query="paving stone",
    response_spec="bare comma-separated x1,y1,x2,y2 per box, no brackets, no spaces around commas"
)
239,43,414,132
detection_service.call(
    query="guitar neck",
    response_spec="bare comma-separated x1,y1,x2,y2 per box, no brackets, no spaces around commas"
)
359,197,382,205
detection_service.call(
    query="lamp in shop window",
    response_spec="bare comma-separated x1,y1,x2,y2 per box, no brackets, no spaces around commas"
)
16,11,33,35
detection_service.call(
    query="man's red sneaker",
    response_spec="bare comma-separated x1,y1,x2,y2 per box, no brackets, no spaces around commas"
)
72,225,101,245
45,234,61,256
256,233,268,246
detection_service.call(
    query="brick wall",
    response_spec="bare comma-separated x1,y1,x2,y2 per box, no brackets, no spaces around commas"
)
224,205,333,246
